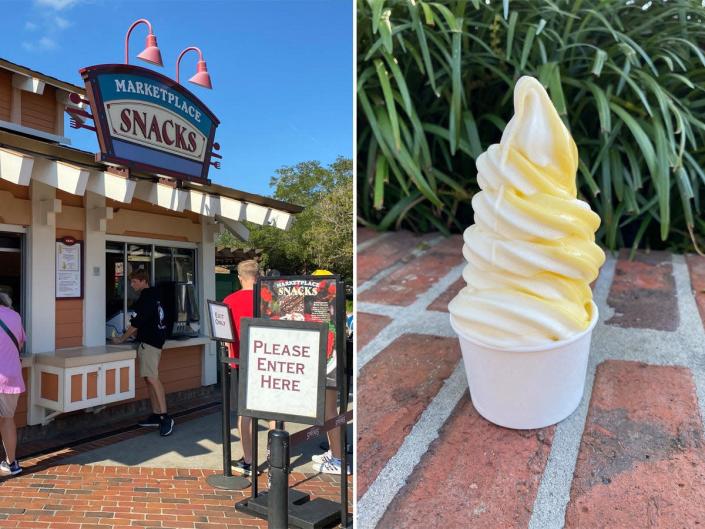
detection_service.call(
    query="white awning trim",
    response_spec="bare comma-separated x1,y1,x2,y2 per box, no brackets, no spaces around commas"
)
216,195,292,230
133,180,187,212
185,189,220,217
266,209,294,231
217,195,243,221
85,171,136,203
12,73,45,95
0,147,34,186
217,216,250,242
0,148,296,230
32,158,89,196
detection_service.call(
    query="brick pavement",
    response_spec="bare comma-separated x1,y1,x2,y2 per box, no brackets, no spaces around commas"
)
357,229,705,529
0,406,352,529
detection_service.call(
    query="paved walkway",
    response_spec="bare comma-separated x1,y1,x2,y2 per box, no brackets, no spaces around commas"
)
0,405,352,528
357,228,705,529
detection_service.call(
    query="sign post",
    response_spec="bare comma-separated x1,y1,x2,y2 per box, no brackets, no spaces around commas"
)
205,300,249,491
235,318,341,528
252,275,349,526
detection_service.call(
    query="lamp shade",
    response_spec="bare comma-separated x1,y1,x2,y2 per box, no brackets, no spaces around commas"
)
137,33,163,66
188,60,212,89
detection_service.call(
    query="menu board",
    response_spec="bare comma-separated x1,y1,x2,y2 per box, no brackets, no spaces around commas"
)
56,239,82,299
255,276,344,377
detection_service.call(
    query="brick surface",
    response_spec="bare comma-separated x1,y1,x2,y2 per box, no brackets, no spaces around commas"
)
565,360,705,528
359,235,464,306
357,334,461,497
427,277,464,312
357,230,436,283
606,250,678,331
357,227,379,245
0,423,350,529
0,465,350,529
377,395,555,529
686,254,705,329
357,312,392,350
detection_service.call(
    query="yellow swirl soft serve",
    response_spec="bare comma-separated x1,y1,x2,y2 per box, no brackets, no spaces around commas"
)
448,76,605,348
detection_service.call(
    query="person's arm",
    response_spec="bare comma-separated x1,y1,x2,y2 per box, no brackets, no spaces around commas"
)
112,325,138,344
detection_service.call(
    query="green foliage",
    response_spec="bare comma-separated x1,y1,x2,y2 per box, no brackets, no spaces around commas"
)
217,157,354,284
358,0,705,252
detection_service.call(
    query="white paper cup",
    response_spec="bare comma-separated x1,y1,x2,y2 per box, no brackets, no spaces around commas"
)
449,301,598,430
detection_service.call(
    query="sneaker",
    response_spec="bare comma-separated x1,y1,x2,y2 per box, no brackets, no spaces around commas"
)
137,413,161,427
0,460,22,477
159,415,175,437
312,457,351,475
232,457,253,477
312,450,333,465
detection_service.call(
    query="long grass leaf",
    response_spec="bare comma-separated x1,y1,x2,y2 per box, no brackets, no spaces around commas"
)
609,103,656,174
378,191,423,231
430,2,460,32
378,9,393,54
591,49,607,76
463,110,483,159
506,10,518,60
584,81,612,133
408,2,438,95
383,53,413,115
520,25,537,70
370,0,384,34
374,59,400,150
449,29,462,154
373,156,387,209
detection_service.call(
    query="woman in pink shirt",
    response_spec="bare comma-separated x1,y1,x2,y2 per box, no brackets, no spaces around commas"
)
0,293,25,476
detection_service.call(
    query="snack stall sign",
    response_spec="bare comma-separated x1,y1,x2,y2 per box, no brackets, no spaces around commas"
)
80,64,219,183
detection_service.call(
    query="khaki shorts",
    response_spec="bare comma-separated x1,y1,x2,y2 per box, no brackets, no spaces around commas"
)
0,393,19,418
137,343,162,379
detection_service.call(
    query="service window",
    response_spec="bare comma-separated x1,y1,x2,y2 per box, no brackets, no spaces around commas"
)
0,233,23,317
105,242,198,339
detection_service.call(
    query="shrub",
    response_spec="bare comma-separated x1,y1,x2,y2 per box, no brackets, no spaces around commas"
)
358,0,705,253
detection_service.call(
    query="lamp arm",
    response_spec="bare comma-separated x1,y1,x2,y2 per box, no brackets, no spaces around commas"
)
176,46,204,84
124,18,154,65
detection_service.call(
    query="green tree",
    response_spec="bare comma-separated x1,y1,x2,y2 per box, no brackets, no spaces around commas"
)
217,156,353,284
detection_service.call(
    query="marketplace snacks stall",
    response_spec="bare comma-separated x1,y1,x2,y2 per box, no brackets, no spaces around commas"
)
0,54,300,430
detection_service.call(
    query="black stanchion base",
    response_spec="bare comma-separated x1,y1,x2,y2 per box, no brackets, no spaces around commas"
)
236,490,341,529
205,474,251,490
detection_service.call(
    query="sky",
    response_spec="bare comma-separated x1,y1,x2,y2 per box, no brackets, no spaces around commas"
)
0,0,353,197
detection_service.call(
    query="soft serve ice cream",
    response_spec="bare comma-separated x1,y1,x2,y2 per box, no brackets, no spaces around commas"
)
448,76,605,348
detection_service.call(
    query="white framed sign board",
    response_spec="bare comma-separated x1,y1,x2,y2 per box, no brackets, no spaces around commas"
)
56,239,82,299
207,300,236,343
237,318,327,425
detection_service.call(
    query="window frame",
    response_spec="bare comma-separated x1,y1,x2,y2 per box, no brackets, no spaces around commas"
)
0,225,27,324
105,237,199,333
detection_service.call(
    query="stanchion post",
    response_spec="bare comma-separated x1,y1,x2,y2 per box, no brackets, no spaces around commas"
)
268,429,289,529
222,352,232,476
205,343,250,490
251,417,259,497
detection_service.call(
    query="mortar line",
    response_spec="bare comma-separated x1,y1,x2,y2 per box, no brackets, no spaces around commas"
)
529,253,705,529
357,231,394,253
528,255,616,529
357,264,464,370
357,234,446,295
672,255,705,430
356,363,468,529
357,302,404,318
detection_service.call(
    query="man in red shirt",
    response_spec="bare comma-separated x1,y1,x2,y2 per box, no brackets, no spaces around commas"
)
223,260,258,476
